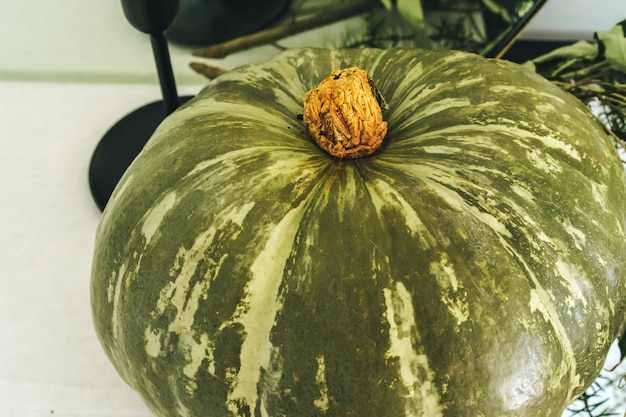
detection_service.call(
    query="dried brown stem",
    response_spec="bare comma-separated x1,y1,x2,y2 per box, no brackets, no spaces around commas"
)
303,67,387,159
558,61,612,81
192,0,377,59
189,62,228,80
604,124,626,151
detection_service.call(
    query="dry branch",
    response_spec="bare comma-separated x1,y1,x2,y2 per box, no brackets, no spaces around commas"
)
192,0,377,59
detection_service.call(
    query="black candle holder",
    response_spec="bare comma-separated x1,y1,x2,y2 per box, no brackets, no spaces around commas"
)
89,0,193,211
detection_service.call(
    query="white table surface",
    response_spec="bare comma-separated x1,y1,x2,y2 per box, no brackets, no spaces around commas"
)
1,1,626,416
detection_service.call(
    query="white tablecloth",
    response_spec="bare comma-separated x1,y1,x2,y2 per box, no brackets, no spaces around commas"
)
0,81,210,417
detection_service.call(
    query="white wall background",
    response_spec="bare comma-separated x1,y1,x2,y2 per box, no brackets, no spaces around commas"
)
524,0,626,40
0,0,625,86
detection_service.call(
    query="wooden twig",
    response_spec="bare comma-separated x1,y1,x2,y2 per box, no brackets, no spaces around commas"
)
189,62,228,80
192,0,378,59
343,34,414,48
558,61,612,81
605,123,626,151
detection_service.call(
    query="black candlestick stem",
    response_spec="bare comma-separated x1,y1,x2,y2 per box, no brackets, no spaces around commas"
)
151,32,180,115
89,0,192,211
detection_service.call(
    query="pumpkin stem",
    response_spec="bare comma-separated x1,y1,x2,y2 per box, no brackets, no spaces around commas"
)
303,67,388,159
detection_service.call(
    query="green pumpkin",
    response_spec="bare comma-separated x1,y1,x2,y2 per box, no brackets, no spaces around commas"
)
91,47,626,417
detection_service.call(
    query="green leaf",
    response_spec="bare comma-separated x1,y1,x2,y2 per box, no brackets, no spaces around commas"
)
530,40,598,64
595,20,626,74
522,41,598,79
480,0,512,23
380,0,430,48
521,40,598,77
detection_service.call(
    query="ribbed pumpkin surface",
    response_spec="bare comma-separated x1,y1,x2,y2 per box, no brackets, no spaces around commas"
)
91,47,626,417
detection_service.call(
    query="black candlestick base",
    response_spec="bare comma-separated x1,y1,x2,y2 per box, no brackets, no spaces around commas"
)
89,95,193,211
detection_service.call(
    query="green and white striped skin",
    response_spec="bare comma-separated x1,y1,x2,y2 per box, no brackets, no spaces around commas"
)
91,47,626,417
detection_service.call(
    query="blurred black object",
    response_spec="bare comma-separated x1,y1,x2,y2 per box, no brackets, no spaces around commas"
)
166,0,291,45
